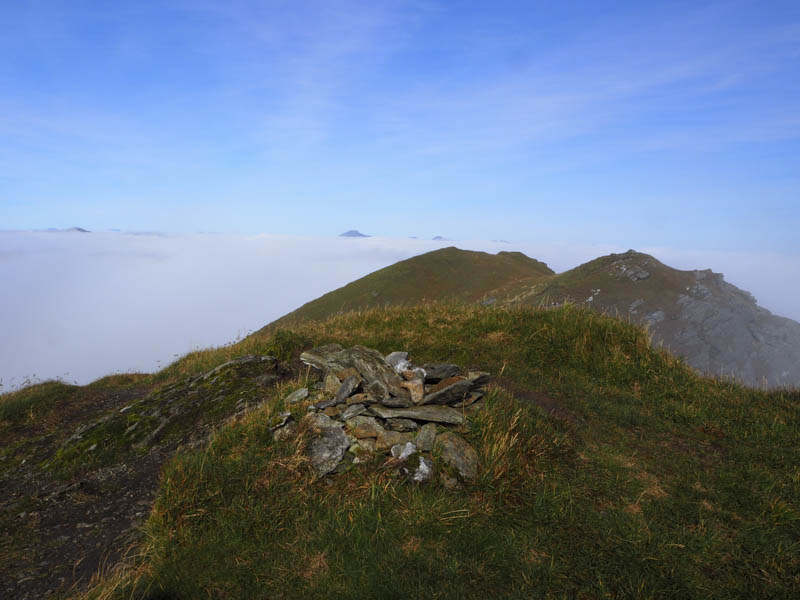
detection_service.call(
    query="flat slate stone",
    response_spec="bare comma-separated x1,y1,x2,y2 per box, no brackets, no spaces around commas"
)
370,405,465,425
421,363,463,383
334,375,361,404
421,378,473,406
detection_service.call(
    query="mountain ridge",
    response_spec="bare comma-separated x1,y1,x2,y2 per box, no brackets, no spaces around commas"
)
265,247,800,389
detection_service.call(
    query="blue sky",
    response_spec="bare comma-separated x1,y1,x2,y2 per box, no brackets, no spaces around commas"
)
1,1,799,253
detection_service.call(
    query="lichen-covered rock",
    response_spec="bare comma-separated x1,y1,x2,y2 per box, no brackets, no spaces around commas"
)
302,413,349,478
434,432,479,481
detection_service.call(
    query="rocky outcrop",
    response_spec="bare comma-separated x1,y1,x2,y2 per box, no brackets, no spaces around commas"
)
662,270,800,388
277,346,488,483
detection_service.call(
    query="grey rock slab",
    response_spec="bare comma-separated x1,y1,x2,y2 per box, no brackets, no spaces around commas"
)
421,379,473,406
341,403,367,421
370,405,466,425
385,351,409,371
302,413,349,477
434,432,479,481
323,372,341,395
335,375,361,404
194,355,278,383
378,394,413,408
414,423,437,452
284,388,309,404
421,363,463,383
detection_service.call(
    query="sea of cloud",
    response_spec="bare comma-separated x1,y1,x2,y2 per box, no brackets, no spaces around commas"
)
1,231,798,392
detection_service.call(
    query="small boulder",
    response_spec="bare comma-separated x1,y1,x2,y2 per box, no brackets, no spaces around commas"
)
414,423,437,452
385,351,410,373
302,413,349,478
434,432,479,481
334,375,361,404
323,372,341,395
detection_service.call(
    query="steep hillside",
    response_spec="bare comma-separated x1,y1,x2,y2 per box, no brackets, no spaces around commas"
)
266,246,554,329
265,247,800,389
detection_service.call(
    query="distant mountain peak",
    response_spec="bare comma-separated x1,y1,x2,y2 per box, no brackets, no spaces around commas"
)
339,230,370,238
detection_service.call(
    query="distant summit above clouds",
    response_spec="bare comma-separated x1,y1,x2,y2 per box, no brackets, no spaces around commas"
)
41,227,91,233
339,230,370,238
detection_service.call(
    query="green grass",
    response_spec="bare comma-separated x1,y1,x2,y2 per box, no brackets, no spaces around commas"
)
0,381,79,425
77,303,800,599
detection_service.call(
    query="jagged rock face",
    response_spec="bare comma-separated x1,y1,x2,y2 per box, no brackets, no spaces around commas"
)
658,271,800,388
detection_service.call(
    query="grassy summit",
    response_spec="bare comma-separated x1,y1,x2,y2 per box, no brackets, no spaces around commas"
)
265,246,554,330
3,302,788,598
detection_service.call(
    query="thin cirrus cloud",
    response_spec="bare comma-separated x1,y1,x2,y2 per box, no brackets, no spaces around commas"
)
1,231,799,392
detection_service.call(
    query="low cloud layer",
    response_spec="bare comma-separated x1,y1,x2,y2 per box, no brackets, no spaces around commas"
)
2,231,798,392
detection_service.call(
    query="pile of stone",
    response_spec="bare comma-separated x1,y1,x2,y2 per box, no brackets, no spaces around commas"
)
271,344,489,487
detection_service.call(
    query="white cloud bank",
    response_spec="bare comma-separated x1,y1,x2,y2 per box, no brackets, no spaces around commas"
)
1,231,798,391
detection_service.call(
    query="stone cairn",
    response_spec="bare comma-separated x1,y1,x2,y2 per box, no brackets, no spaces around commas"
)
270,344,489,487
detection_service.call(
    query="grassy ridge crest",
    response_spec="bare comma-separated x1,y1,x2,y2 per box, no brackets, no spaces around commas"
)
71,302,800,599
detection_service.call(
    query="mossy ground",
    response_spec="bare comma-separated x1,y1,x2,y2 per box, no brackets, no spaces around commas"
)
36,302,795,599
